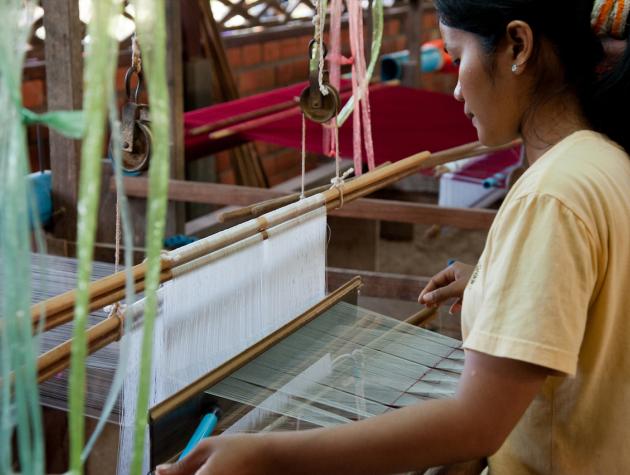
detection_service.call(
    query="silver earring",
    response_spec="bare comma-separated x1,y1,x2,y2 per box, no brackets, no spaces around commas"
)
511,64,518,73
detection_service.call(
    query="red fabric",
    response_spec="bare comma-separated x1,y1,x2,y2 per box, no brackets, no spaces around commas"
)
184,82,478,167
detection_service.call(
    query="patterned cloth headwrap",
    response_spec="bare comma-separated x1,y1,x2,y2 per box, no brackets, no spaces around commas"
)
592,0,630,39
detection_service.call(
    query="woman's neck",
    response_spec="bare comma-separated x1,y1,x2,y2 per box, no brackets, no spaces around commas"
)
521,93,591,164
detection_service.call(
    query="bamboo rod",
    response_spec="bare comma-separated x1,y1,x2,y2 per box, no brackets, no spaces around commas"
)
37,313,123,383
404,306,439,327
218,183,331,223
149,276,363,422
330,139,521,209
29,139,520,335
31,269,173,333
31,261,147,327
219,162,393,224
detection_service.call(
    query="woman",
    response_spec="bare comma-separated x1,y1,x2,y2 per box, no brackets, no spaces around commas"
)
158,1,630,473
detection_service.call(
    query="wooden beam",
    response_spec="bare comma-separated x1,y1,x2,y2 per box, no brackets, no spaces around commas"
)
183,160,351,236
327,267,430,301
43,0,83,244
119,176,286,206
116,177,497,229
331,198,496,229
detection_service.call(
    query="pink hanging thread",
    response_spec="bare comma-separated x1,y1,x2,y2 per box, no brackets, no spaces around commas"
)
324,0,345,158
353,3,375,171
347,0,376,175
347,0,362,174
323,0,375,175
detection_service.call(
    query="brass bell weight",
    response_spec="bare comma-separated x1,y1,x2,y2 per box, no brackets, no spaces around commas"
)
299,40,340,123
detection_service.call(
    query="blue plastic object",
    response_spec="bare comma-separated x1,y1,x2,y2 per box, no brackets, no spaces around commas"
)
178,408,221,461
28,170,52,228
381,47,444,81
482,173,507,189
164,234,198,250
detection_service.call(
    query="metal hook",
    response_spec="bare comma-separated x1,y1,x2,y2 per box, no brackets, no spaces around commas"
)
124,67,143,103
308,39,328,60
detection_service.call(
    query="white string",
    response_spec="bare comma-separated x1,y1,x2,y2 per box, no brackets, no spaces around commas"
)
131,34,142,73
329,122,353,209
312,0,329,96
301,114,306,199
114,201,121,272
318,2,328,96
206,302,464,435
118,206,327,472
333,121,340,182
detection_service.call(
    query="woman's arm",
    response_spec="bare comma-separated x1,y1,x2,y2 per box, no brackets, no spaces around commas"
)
158,351,549,475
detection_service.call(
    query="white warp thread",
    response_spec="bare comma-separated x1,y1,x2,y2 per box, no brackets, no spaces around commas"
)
117,205,327,473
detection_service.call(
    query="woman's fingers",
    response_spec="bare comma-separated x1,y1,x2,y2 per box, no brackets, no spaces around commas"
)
421,281,463,306
156,441,212,475
419,261,475,307
418,266,457,303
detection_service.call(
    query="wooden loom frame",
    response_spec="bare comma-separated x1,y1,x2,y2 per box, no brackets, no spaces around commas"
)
32,139,518,384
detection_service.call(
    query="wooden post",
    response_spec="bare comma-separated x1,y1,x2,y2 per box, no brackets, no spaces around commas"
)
402,0,423,88
166,0,187,235
42,0,83,246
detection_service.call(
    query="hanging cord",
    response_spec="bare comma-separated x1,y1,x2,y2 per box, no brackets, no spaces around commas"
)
131,34,142,74
300,114,307,199
114,202,121,272
105,143,124,323
105,36,142,322
312,0,329,96
329,121,353,209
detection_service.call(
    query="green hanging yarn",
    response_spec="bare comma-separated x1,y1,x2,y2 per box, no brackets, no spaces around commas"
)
0,1,45,474
81,11,138,462
67,1,122,473
21,108,85,139
129,1,171,473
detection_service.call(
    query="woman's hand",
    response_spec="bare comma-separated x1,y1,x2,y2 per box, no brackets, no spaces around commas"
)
155,433,274,475
418,261,474,314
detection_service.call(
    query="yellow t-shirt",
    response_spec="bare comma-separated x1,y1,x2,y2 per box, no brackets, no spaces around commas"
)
461,130,630,474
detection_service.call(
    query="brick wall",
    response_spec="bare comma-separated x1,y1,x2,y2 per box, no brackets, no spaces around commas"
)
21,8,456,189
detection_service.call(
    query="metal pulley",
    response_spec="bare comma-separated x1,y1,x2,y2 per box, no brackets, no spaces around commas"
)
119,66,152,173
299,40,340,123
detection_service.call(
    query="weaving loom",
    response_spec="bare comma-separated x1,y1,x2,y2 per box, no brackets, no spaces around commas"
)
147,278,464,470
24,254,121,420
24,238,463,473
28,149,477,473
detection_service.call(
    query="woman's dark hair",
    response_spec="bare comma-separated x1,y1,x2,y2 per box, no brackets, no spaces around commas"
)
434,0,630,154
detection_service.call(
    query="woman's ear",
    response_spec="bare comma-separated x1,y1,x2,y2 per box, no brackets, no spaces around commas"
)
505,20,534,74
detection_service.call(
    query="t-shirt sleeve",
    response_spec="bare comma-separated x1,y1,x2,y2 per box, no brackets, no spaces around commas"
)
463,193,599,376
